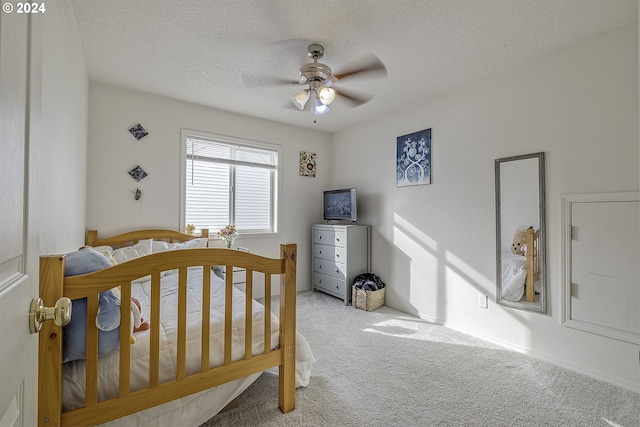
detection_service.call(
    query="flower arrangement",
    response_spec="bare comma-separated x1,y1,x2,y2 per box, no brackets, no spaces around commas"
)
217,225,238,248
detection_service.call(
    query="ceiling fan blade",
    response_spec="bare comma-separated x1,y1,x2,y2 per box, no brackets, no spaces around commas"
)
336,88,373,107
332,54,387,81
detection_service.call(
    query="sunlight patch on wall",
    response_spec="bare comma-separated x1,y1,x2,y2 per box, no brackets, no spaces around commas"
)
393,213,437,252
444,250,493,294
393,213,439,314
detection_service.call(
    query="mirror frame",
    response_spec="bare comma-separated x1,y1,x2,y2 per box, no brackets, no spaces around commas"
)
495,152,546,313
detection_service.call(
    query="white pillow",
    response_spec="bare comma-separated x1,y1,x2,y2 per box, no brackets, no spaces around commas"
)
112,239,153,264
152,238,208,253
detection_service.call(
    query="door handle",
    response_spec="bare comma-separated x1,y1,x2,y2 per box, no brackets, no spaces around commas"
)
29,297,72,334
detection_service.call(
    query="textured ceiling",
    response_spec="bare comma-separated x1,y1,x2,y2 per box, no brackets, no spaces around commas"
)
70,0,637,133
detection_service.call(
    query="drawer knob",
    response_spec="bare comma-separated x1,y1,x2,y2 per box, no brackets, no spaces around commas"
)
336,269,339,273
336,285,339,289
336,254,339,258
319,250,322,254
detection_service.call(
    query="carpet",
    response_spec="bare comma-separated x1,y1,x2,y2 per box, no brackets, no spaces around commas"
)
202,291,640,427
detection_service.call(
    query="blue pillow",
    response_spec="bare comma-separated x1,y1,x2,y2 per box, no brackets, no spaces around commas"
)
63,248,121,363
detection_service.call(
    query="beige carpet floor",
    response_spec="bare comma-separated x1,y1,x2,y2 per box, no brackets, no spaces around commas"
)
203,290,640,427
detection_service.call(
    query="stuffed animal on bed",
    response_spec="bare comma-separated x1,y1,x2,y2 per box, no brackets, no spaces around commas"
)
110,287,150,344
511,229,528,256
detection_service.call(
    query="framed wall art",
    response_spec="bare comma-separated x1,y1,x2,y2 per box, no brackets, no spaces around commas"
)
128,165,148,182
129,123,148,140
396,128,431,187
300,151,316,177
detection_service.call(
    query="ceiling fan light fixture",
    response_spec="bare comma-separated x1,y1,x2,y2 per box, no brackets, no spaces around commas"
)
314,97,329,115
291,89,310,110
317,86,336,105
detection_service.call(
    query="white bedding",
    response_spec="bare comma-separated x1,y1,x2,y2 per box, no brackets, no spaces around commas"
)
501,252,541,302
501,252,527,301
62,267,315,426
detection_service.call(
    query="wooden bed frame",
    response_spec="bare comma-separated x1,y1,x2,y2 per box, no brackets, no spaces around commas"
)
524,226,541,302
37,229,297,427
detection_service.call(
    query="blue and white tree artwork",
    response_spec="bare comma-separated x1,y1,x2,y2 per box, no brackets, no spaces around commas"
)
396,128,431,187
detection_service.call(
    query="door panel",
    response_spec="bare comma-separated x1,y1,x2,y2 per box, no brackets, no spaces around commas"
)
571,201,639,334
0,11,33,427
561,193,640,345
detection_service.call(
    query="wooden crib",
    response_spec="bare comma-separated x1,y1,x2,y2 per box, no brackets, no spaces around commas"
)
37,229,297,426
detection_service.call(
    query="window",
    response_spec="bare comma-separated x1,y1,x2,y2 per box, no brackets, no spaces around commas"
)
181,130,279,234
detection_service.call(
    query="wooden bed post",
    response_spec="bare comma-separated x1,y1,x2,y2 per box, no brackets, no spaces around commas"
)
525,227,535,302
86,229,98,246
278,243,297,413
38,255,65,427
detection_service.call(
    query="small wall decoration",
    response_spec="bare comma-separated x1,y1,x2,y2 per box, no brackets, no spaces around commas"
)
128,165,148,182
129,123,148,140
396,128,431,187
299,151,317,177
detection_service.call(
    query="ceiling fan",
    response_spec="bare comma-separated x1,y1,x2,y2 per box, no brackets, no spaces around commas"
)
288,43,387,115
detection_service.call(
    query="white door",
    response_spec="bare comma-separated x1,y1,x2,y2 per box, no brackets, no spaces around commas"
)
0,12,37,427
562,193,640,345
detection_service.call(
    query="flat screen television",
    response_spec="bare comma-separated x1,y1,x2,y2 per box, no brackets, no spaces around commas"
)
323,188,357,222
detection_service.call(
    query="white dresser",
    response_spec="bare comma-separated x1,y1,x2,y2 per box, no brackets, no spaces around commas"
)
312,224,371,304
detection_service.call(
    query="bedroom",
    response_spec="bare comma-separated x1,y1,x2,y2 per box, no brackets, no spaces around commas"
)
1,0,638,426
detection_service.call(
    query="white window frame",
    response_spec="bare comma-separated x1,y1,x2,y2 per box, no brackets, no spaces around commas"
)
180,129,280,236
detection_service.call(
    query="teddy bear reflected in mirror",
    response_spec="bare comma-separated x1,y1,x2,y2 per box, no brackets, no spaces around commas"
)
511,228,529,256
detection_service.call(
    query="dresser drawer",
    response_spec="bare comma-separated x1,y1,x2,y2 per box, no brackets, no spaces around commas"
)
313,271,348,297
313,258,346,280
313,228,346,247
313,243,346,262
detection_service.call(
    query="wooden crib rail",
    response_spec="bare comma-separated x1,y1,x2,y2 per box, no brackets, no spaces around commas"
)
37,243,297,427
86,228,208,248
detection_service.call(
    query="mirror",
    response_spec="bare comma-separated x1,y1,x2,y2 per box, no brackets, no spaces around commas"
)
495,152,546,313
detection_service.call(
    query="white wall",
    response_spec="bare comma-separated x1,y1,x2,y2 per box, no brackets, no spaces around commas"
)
86,83,331,289
331,23,639,392
26,3,88,277
26,0,89,264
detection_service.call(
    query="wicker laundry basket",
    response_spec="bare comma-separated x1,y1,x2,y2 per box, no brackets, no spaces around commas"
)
352,286,385,311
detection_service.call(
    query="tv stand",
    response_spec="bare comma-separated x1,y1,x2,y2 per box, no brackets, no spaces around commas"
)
311,224,371,305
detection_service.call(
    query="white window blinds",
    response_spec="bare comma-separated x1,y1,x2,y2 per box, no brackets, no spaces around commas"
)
185,135,278,234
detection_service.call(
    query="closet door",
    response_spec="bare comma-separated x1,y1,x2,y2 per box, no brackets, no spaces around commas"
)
561,193,639,344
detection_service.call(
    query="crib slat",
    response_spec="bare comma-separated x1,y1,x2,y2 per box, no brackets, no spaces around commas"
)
85,293,100,406
119,284,132,397
201,266,211,373
264,274,271,354
244,270,253,360
149,273,161,387
224,272,233,365
177,268,188,380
